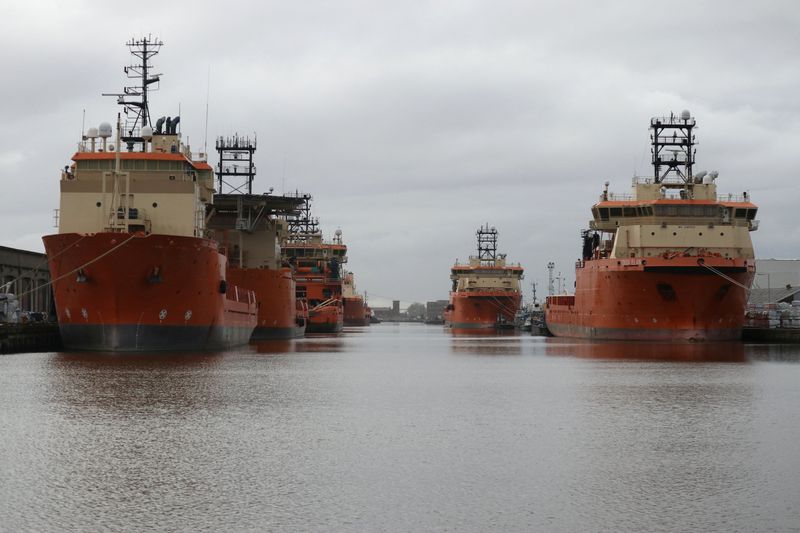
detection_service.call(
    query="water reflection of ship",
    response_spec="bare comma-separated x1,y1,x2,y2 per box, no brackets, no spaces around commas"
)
544,337,746,363
448,334,524,356
48,351,226,410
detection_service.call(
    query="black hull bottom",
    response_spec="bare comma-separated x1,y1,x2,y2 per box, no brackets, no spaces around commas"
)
59,324,255,352
306,323,343,334
250,325,306,340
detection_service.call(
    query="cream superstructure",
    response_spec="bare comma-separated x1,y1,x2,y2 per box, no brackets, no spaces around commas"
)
58,125,214,237
586,178,758,262
450,256,523,292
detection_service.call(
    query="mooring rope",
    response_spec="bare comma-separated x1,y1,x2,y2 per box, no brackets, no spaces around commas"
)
0,235,88,293
699,262,752,292
13,234,138,300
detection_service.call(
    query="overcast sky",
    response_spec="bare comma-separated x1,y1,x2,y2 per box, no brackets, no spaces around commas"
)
2,1,799,307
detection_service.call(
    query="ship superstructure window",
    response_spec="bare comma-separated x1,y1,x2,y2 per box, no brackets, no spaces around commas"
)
652,205,718,217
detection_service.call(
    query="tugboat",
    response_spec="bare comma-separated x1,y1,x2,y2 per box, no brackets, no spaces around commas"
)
42,37,257,350
545,111,758,341
281,195,345,334
444,225,524,329
205,135,308,340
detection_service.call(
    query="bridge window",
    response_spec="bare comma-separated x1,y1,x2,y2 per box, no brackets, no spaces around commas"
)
598,208,609,220
735,209,747,219
610,208,622,217
746,209,757,220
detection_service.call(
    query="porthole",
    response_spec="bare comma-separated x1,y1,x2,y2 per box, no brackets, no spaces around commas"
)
96,202,101,207
152,202,158,208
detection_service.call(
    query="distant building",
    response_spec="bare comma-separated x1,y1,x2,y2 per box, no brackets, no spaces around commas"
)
0,245,52,315
425,300,448,323
392,300,400,315
372,307,395,321
754,259,800,290
748,259,800,306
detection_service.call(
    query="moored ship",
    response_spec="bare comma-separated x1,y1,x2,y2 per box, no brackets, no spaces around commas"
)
42,37,257,351
444,225,524,329
281,196,345,334
545,111,758,341
342,271,371,326
206,135,308,340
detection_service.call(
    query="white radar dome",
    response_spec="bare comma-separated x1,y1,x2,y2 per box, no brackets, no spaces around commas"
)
141,126,153,139
98,122,113,138
680,109,691,120
86,127,99,138
335,229,342,237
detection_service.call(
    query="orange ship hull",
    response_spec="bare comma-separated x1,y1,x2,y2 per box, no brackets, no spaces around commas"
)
42,233,257,351
227,267,305,339
295,271,343,334
545,256,754,341
343,296,370,326
444,291,521,329
308,303,343,333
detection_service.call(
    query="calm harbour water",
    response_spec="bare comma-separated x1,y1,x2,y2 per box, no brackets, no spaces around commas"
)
1,323,799,532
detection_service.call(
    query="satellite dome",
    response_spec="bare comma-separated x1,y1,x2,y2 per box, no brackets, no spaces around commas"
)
141,126,153,139
680,109,691,120
86,127,99,138
98,122,113,138
335,229,342,237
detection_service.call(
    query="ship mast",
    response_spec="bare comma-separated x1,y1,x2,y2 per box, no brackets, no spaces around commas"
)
215,134,256,194
286,193,320,241
103,36,163,147
650,110,696,194
476,223,498,265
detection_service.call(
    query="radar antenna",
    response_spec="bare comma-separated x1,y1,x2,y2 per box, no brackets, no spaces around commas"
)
103,36,163,145
477,223,498,264
650,110,697,189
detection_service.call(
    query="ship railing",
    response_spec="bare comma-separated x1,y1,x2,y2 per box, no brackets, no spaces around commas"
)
226,284,256,305
603,193,634,201
718,193,749,203
650,116,696,126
